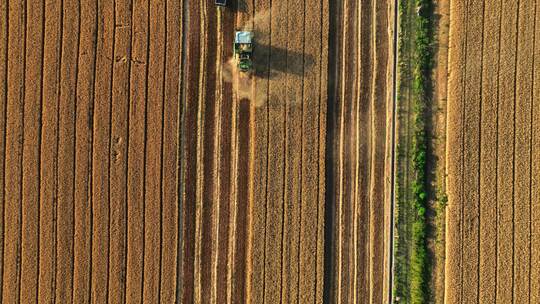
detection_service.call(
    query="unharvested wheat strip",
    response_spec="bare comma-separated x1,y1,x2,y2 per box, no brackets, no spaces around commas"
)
355,0,372,300
179,0,202,301
71,1,98,301
89,2,115,303
215,7,234,304
91,0,115,301
248,0,270,302
60,0,84,300
108,0,132,301
282,0,304,301
55,1,78,302
1,1,25,302
125,0,149,301
461,0,483,301
38,0,61,302
0,0,6,297
478,0,501,302
444,0,467,300
531,5,540,300
299,0,323,301
199,2,218,302
316,1,329,301
369,0,389,302
142,0,166,301
20,0,44,301
159,0,182,301
496,1,518,302
513,1,535,301
263,0,288,301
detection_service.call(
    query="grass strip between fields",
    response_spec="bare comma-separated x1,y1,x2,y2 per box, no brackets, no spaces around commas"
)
409,0,434,302
394,0,435,302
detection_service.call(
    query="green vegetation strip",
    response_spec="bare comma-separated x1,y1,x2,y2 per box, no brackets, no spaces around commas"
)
393,0,434,302
393,0,412,301
409,0,434,302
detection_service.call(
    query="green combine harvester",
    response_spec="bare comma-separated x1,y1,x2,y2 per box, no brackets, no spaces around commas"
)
234,31,253,72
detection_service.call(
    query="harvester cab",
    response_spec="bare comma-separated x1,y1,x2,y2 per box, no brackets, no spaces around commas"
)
215,0,227,7
234,31,253,72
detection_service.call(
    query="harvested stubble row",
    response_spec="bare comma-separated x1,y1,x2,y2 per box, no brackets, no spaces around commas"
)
323,0,395,302
445,0,540,302
176,0,330,301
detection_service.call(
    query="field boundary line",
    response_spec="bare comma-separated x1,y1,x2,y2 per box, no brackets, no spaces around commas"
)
105,1,117,301
52,0,64,302
175,0,187,300
158,0,169,301
296,0,306,300
280,0,290,300
460,0,470,300
512,1,520,301
0,0,8,298
16,1,28,301
388,0,398,301
494,0,503,298
476,0,486,302
34,0,46,299
528,2,538,302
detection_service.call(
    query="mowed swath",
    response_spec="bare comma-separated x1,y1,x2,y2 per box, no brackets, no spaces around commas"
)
445,0,540,302
323,0,394,302
180,0,328,302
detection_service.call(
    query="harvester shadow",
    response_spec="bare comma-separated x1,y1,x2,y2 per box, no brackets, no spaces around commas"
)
235,0,249,12
251,44,315,79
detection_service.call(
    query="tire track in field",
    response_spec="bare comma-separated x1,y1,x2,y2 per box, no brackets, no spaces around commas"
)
445,0,466,301
479,0,501,302
160,0,182,301
2,0,26,301
90,0,115,301
108,0,132,301
496,1,518,302
39,0,62,301
142,0,167,301
531,3,540,300
20,0,45,302
0,0,7,298
125,0,150,301
514,0,535,301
